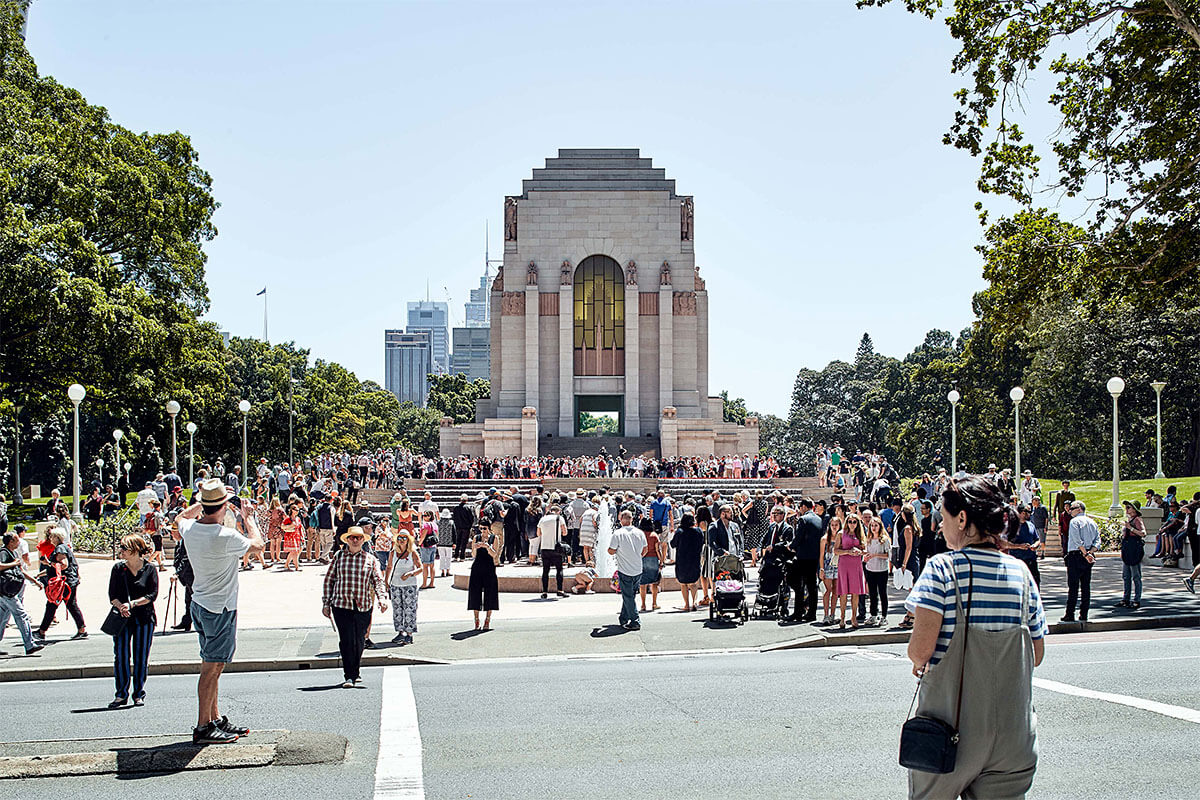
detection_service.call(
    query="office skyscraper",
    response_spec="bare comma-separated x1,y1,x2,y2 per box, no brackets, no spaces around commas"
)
384,329,432,406
464,267,491,328
406,301,449,374
449,327,490,381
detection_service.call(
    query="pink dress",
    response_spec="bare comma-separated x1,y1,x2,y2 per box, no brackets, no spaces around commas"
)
835,533,867,595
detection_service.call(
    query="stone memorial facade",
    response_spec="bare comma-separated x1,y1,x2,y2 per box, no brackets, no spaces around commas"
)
439,149,758,458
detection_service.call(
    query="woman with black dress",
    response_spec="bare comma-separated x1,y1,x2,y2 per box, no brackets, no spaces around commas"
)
670,513,704,611
468,524,499,630
107,534,159,708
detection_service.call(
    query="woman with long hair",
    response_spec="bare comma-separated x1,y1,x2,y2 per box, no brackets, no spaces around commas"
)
904,475,1046,799
834,515,866,631
670,513,704,611
418,511,438,589
819,516,841,625
384,531,420,645
266,496,285,564
863,515,891,627
467,523,499,630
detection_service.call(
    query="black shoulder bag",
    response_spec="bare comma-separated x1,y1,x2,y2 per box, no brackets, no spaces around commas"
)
101,565,136,637
899,552,973,774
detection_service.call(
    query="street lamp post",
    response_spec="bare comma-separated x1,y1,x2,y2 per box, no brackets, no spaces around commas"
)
67,384,86,519
947,390,961,475
1151,381,1166,479
186,421,198,493
288,365,297,466
165,400,181,470
1010,386,1025,479
1107,376,1125,517
238,400,251,494
13,404,21,506
113,429,123,496
96,458,105,485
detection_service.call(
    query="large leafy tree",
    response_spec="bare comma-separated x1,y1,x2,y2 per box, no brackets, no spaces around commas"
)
426,373,490,424
861,0,1200,285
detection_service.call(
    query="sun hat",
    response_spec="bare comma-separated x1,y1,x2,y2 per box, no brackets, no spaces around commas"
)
198,478,229,506
340,526,368,543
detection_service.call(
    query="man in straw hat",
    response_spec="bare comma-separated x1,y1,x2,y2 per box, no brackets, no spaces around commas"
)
322,526,388,688
176,478,264,744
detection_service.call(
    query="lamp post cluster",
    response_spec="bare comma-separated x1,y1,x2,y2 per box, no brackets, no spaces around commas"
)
58,388,257,508
946,378,1167,518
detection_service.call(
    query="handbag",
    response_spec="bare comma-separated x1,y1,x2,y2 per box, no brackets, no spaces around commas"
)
899,554,973,774
101,564,136,637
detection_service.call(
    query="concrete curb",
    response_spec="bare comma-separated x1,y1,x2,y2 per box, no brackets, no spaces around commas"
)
0,653,450,684
1,616,1193,683
0,730,347,779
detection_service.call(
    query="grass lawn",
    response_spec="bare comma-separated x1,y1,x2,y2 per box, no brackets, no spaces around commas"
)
1040,476,1200,514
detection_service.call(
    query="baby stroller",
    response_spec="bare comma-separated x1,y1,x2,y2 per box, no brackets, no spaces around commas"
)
752,546,793,619
708,550,749,624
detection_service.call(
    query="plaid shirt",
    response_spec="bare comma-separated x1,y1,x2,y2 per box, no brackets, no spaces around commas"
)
322,548,387,612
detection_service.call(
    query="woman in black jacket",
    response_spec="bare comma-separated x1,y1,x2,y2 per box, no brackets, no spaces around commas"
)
107,534,159,708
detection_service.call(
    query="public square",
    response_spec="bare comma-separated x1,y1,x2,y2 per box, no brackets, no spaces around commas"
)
5,1,1200,798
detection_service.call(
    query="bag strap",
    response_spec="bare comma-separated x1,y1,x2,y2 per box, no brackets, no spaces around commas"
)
952,551,974,731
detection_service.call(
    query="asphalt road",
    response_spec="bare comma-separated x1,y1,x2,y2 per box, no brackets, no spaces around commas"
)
4,629,1197,799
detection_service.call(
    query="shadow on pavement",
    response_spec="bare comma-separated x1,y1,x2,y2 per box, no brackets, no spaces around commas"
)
449,629,488,640
297,683,353,692
112,742,203,779
71,705,133,714
589,625,629,638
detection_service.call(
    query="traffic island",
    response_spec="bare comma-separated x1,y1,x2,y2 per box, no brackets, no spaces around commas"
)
0,729,347,779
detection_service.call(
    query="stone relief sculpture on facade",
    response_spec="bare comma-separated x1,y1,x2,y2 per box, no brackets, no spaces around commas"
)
560,260,573,286
681,196,694,241
660,261,672,286
526,261,538,286
504,197,518,241
500,291,526,315
625,260,638,286
672,291,697,316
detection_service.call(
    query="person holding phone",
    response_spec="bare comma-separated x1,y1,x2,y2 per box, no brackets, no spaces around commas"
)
467,524,499,630
384,532,420,645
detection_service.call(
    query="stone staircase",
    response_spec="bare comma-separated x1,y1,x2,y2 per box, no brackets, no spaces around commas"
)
539,435,660,458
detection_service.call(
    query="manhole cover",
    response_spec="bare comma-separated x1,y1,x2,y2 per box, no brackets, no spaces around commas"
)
829,651,906,662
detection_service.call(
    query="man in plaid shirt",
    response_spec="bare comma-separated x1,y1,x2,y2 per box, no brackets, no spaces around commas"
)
322,526,388,687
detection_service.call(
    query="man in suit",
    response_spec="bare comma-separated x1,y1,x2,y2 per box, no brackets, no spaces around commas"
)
788,498,824,622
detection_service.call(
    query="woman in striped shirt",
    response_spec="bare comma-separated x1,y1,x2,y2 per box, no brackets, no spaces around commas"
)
905,475,1047,800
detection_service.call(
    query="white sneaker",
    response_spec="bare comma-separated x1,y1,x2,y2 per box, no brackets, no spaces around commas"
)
341,680,354,688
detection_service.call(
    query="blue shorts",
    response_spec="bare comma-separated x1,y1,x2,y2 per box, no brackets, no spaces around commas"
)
191,602,238,663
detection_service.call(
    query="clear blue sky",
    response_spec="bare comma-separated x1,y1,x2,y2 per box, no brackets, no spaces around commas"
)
28,0,993,417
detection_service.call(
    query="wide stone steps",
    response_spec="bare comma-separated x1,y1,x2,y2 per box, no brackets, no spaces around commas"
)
539,436,660,458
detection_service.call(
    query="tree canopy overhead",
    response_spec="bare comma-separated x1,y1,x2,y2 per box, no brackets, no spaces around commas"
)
861,0,1200,285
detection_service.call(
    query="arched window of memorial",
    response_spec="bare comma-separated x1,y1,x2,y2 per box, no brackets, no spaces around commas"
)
573,255,625,376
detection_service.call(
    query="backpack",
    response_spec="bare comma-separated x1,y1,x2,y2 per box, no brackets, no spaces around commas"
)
0,552,22,598
174,537,195,587
46,563,71,605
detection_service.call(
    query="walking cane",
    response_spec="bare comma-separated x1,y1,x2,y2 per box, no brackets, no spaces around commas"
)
163,576,178,634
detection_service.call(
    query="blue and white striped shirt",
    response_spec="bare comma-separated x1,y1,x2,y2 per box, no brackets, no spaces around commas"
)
905,547,1046,665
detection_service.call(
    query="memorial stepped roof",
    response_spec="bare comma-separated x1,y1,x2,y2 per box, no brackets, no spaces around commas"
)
521,148,678,196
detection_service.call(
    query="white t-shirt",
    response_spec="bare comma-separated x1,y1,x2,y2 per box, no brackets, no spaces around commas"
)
389,551,420,588
180,518,253,613
609,525,647,577
536,515,565,549
419,499,439,518
136,488,158,514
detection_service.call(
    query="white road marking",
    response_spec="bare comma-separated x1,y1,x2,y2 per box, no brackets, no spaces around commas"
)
374,666,425,800
1056,654,1200,666
1033,677,1200,724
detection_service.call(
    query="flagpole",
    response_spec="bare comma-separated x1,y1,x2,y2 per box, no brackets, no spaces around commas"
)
262,288,268,342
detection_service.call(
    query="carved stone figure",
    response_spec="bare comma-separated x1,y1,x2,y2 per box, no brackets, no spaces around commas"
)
440,416,455,428
527,261,538,286
660,261,672,286
560,259,573,286
625,260,638,286
500,291,526,315
492,265,504,292
521,406,537,419
662,406,678,419
672,291,697,316
693,264,705,291
745,416,759,428
504,197,518,241
681,196,694,241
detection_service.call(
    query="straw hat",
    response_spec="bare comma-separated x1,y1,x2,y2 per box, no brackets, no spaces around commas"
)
198,478,229,505
340,526,368,543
